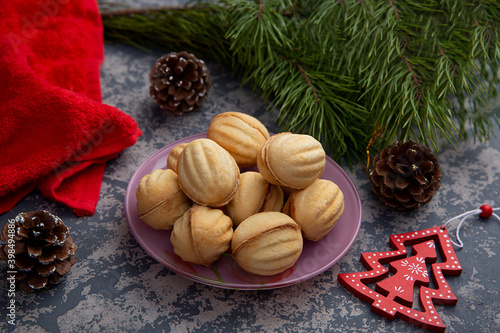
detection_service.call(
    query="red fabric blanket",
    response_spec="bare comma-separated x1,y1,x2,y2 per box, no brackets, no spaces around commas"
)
0,0,142,216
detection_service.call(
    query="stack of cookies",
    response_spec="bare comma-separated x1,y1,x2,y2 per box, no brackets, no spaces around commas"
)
136,112,345,276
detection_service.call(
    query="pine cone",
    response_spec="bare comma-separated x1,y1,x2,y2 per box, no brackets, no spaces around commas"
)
149,51,211,115
369,140,441,210
0,210,77,294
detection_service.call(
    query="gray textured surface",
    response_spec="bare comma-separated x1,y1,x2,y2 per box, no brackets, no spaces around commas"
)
1,17,500,333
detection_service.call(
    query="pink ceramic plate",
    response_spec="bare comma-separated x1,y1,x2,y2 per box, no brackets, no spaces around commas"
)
124,133,362,290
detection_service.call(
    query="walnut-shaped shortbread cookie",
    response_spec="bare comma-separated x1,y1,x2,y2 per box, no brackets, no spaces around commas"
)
257,132,325,189
166,142,188,172
207,111,270,167
231,212,303,276
177,138,240,207
226,171,283,227
136,169,192,230
170,204,233,266
283,179,344,241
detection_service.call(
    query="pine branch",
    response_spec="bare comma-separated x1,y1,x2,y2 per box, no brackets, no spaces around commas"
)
100,0,500,164
100,3,231,64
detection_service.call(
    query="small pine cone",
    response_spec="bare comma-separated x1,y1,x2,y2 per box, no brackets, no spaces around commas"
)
0,210,77,294
369,140,442,210
149,51,211,115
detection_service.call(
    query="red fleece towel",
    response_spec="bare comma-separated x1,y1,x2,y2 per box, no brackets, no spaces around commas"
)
0,0,142,216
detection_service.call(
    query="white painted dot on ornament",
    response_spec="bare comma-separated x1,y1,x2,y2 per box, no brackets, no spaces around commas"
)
376,303,380,307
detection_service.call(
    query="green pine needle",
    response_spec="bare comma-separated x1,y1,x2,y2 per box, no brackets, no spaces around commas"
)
100,0,500,165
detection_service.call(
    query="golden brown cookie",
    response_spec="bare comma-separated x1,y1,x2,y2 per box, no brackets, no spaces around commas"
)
207,111,270,167
166,142,188,172
136,169,192,230
226,171,283,227
170,204,233,266
283,179,344,241
231,212,303,276
177,138,240,207
257,132,326,189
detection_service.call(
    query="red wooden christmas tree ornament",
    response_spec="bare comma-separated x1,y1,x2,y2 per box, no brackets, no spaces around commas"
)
338,225,462,332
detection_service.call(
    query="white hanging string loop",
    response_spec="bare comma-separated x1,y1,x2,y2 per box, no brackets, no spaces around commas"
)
441,205,500,248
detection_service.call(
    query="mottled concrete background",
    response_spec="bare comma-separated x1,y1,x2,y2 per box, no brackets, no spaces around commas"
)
1,2,500,332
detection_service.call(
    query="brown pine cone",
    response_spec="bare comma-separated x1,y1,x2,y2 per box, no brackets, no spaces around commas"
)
368,140,442,210
0,210,77,294
149,51,211,115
